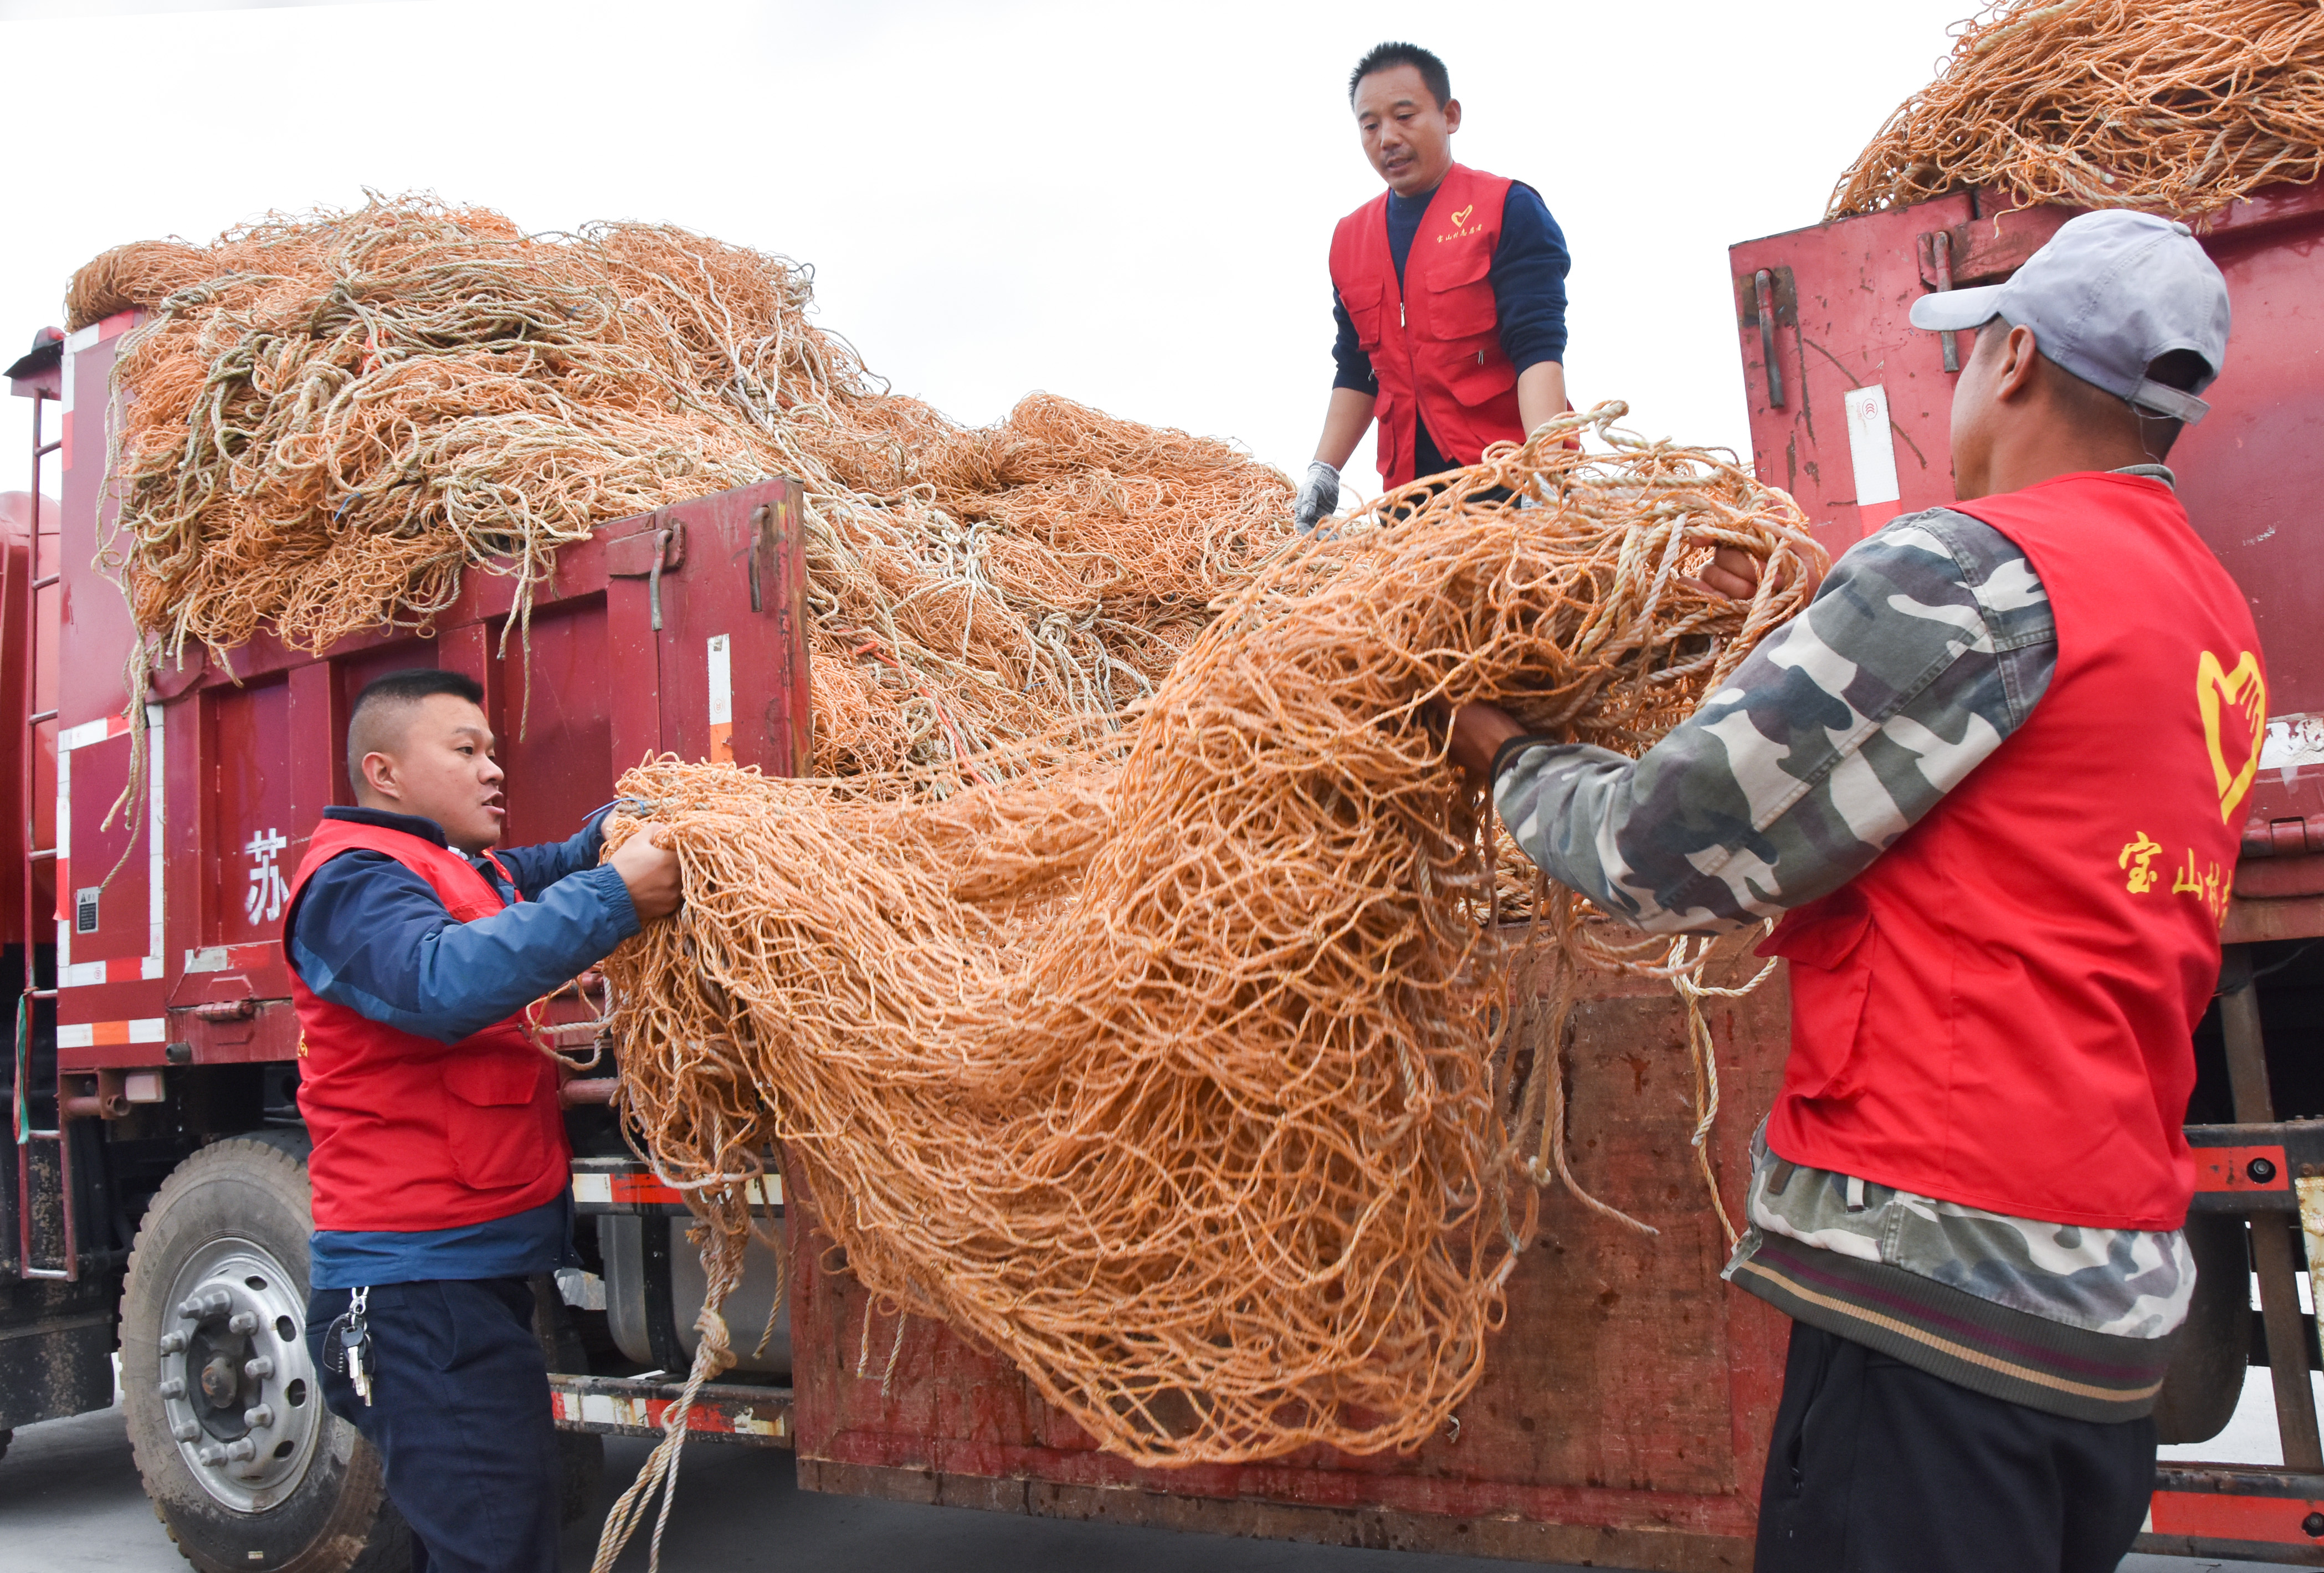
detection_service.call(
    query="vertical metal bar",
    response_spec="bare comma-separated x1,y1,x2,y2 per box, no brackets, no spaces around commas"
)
15,389,79,1282
2220,945,2324,1469
1754,270,1785,409
648,527,671,633
54,1079,79,1282
17,391,43,1278
1932,232,1961,373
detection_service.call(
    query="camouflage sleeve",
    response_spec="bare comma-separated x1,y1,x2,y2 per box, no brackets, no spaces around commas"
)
1491,509,2058,932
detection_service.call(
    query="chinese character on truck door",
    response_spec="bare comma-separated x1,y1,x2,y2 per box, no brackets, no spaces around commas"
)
246,829,289,925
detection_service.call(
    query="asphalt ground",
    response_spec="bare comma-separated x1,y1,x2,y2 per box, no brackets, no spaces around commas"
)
0,1396,2289,1573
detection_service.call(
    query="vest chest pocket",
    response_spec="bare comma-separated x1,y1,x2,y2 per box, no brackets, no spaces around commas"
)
441,1046,550,1191
1340,279,1387,352
1423,242,1499,342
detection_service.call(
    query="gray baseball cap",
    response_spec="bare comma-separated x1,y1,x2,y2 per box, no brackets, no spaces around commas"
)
1909,209,2230,424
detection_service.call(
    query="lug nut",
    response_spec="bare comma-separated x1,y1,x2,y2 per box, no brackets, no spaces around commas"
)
242,1404,275,1429
171,1421,200,1443
223,1438,257,1463
226,1310,259,1335
196,1444,224,1468
158,1331,187,1355
157,1378,185,1400
243,1355,275,1381
178,1289,232,1320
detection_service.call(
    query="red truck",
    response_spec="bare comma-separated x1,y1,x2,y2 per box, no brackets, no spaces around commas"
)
4,175,2322,1572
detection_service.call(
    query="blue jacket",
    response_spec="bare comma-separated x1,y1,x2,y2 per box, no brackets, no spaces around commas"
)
285,805,638,1043
285,804,638,1287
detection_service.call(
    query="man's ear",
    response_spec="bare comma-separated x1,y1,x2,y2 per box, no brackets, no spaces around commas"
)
1442,98,1461,134
358,751,398,803
1995,324,2043,403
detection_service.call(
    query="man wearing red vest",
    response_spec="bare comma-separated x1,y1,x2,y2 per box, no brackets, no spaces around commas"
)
1446,213,2251,1570
1291,42,1571,531
284,669,678,1573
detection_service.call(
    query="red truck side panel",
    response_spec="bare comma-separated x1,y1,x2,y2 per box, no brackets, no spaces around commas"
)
786,949,1793,1570
1729,181,2324,719
42,314,812,1075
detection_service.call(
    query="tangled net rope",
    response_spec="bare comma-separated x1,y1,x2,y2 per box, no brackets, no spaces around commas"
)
585,408,1822,1557
1829,0,2324,222
73,196,1288,776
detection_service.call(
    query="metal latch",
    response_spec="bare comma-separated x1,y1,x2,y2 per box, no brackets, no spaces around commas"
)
1736,266,1794,409
1917,230,1961,372
607,517,685,631
2243,814,2324,860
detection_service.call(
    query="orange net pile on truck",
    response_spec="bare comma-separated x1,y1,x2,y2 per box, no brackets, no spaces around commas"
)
1829,0,2324,222
70,196,1288,777
594,409,1820,1492
69,206,1823,1485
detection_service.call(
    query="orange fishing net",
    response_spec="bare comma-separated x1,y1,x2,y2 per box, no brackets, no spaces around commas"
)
1829,0,2324,221
74,206,1829,1546
584,407,1820,1556
73,197,1287,776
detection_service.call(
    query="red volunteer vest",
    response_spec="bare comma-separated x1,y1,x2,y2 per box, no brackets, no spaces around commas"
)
286,818,569,1232
1763,472,2264,1231
1328,163,1526,488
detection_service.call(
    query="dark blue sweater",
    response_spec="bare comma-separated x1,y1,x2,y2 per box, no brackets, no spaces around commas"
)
1331,180,1571,477
286,804,639,1286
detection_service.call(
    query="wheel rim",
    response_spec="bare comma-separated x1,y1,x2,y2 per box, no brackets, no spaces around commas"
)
154,1236,326,1513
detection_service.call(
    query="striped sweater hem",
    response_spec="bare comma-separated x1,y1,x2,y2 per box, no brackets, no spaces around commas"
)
1728,1233,2176,1423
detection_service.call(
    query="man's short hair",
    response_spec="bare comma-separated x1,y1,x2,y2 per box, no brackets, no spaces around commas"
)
346,668,485,765
1349,42,1450,110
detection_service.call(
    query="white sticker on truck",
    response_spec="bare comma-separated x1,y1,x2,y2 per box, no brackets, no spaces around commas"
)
707,634,734,763
1843,382,1902,509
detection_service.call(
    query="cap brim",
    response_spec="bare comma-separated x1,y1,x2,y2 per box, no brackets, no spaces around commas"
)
1909,284,2005,332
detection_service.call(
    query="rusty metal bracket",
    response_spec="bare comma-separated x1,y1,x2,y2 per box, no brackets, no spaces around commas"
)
2245,814,2324,860
559,1077,619,1108
1737,268,1796,409
1918,230,1962,372
58,1068,128,1122
604,516,686,577
607,516,686,630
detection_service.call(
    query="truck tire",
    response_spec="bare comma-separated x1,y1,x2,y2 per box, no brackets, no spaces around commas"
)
121,1136,408,1573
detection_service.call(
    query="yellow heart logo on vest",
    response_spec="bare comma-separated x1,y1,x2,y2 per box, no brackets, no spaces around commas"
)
1450,204,1474,228
2197,649,2266,824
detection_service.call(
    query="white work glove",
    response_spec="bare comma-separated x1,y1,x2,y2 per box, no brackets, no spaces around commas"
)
1292,460,1341,534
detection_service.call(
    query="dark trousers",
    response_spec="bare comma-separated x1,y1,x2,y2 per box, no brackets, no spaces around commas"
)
1756,1321,2156,1572
306,1278,561,1573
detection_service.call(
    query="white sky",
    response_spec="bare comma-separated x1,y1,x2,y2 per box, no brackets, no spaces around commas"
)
1,0,1976,506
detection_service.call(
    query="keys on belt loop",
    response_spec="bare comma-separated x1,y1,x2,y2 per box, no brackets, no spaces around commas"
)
324,1285,376,1406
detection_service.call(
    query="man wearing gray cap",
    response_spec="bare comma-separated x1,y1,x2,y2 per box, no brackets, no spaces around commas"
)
1444,209,2263,1570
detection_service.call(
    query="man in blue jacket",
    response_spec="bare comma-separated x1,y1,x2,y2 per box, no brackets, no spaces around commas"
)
286,667,678,1573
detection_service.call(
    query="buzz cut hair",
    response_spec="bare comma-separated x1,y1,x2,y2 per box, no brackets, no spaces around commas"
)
346,668,485,767
1349,42,1450,110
